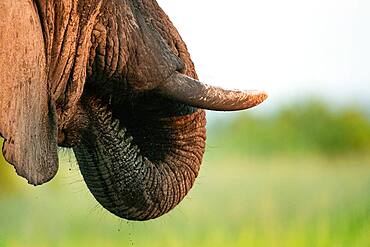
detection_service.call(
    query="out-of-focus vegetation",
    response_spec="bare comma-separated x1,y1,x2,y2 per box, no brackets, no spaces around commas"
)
0,101,369,247
207,101,370,159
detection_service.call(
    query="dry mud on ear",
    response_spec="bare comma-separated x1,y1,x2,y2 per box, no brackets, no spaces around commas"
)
0,0,58,185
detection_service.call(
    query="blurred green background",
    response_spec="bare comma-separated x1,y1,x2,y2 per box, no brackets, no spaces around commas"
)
0,100,369,247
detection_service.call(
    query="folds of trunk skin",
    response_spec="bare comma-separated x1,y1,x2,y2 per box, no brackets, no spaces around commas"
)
73,99,206,221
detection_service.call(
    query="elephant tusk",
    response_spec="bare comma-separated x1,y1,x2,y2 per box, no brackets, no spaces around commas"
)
158,72,268,111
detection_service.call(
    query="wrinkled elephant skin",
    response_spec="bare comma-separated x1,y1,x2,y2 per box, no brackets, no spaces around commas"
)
0,0,267,220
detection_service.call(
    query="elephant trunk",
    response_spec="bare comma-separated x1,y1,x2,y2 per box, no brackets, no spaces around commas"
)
73,97,206,221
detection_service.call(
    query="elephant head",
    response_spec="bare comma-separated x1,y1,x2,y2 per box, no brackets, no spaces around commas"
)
0,0,267,221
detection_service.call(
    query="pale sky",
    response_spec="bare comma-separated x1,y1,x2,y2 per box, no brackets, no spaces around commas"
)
158,0,370,110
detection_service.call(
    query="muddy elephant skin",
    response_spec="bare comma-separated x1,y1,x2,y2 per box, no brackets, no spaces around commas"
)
0,0,267,220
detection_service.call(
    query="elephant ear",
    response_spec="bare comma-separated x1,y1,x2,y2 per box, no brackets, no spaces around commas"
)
0,0,58,185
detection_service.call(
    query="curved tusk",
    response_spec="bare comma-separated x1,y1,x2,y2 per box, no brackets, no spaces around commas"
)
158,72,268,111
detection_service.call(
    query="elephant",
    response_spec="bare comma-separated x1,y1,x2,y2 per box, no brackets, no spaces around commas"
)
0,0,267,221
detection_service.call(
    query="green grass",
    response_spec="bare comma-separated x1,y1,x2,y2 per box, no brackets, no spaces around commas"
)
0,151,369,247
